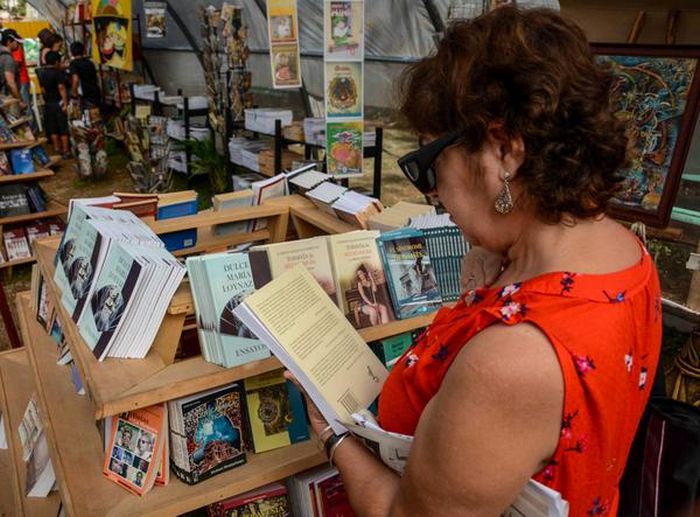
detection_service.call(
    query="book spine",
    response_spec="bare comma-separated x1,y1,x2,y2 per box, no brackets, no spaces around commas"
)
156,199,198,220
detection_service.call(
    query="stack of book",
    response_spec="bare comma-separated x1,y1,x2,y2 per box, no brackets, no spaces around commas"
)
212,189,254,237
244,108,293,135
186,250,272,368
331,191,384,230
302,117,326,146
207,483,291,516
285,166,330,194
167,383,247,485
166,119,209,142
306,182,348,215
368,201,436,232
228,137,269,173
288,466,352,517
54,203,185,361
409,214,470,302
257,147,303,177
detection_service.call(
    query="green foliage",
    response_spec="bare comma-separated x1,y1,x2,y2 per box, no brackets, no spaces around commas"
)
184,138,229,195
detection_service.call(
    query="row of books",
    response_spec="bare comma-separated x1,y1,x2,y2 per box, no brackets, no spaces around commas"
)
0,146,53,176
187,224,464,370
0,219,64,263
0,183,48,218
53,202,185,361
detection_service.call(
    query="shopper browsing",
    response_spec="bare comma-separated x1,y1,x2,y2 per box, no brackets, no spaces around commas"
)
7,29,33,121
0,29,26,110
37,51,70,158
68,42,101,110
299,7,662,516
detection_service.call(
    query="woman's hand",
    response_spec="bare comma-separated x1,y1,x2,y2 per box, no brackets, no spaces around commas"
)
460,246,505,291
283,371,330,437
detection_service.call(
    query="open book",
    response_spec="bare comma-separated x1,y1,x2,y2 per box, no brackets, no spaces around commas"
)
234,265,568,516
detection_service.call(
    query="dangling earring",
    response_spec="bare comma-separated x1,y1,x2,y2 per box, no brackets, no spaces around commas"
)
494,170,514,214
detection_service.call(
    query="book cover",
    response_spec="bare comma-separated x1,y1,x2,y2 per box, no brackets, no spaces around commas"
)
205,253,271,368
3,227,31,261
156,197,198,220
325,61,363,119
103,404,167,496
0,184,30,217
10,149,35,174
0,151,10,175
171,384,247,485
31,146,51,167
324,1,364,60
249,175,287,232
316,472,353,517
207,482,291,517
155,193,198,251
243,370,309,453
25,222,50,245
326,121,363,178
256,237,338,305
370,332,414,371
112,199,158,218
327,231,395,329
24,431,55,497
26,184,46,212
78,242,143,361
377,228,442,320
212,189,254,236
61,220,102,321
233,265,389,434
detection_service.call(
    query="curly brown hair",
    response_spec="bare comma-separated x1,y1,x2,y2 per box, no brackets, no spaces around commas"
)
399,7,628,223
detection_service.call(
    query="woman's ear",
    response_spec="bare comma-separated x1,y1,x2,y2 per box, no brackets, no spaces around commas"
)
485,122,525,178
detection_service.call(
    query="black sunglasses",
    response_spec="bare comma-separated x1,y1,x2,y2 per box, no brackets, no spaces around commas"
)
397,131,462,194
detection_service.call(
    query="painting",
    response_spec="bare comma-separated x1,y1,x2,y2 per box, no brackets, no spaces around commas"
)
92,0,133,71
593,44,700,227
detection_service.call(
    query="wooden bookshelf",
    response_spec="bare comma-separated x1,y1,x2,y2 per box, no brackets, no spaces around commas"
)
16,291,325,517
267,195,357,238
0,254,36,270
0,138,48,151
0,203,65,226
8,117,32,129
0,348,62,516
0,438,17,516
0,169,54,184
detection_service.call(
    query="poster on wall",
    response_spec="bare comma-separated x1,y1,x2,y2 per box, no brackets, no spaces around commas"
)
324,1,364,178
144,1,167,39
267,0,302,89
92,0,133,71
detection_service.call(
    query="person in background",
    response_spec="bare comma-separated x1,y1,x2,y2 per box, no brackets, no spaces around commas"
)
38,27,55,66
297,7,662,516
0,29,26,110
69,41,101,109
7,29,36,130
37,51,70,158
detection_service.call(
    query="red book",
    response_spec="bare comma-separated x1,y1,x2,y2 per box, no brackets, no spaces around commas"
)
207,482,290,516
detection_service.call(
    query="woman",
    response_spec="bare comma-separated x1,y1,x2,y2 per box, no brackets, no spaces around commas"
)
301,7,661,516
355,264,390,326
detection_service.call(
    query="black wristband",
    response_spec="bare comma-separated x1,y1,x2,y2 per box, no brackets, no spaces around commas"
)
323,432,349,458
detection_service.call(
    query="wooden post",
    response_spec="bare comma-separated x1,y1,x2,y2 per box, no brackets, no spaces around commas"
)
666,10,680,45
627,11,646,44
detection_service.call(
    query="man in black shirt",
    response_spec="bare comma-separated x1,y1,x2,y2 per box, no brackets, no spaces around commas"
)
69,42,101,109
37,51,70,158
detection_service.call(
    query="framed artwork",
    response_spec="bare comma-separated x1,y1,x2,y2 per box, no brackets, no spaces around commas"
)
592,44,700,227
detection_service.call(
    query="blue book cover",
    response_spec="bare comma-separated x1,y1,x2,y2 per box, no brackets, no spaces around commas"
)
31,146,51,167
203,252,271,367
78,241,143,361
377,228,442,320
157,199,198,251
10,148,35,174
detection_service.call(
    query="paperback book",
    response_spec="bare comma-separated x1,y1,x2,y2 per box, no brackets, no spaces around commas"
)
376,228,442,319
168,384,248,485
243,369,309,454
207,482,290,517
9,148,35,174
212,189,254,237
3,227,31,261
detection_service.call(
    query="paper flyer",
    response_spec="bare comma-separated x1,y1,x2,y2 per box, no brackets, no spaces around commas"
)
144,1,166,39
267,0,302,89
324,1,365,178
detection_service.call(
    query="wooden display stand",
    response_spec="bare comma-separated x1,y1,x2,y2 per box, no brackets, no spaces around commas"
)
10,194,437,515
0,348,62,516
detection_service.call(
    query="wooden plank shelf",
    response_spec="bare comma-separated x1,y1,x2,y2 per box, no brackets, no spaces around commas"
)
0,203,65,226
0,348,62,517
7,117,31,129
0,254,36,270
16,292,325,517
0,138,48,151
0,169,54,184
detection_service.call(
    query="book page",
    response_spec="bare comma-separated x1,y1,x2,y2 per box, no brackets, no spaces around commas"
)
236,265,387,432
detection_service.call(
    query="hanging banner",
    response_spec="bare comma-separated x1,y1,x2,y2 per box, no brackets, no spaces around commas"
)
267,0,302,89
92,0,133,71
144,1,167,39
324,1,364,178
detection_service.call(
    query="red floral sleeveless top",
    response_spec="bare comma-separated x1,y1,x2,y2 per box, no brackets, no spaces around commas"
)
378,244,662,516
